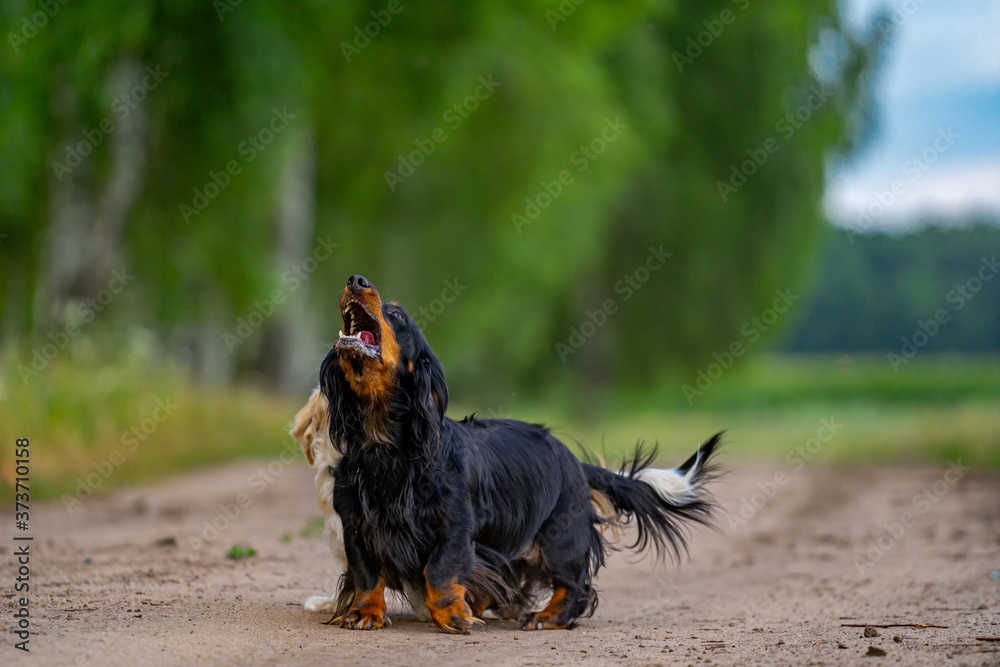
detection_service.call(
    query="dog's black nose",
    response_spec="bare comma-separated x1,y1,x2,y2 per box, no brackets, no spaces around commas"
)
347,275,370,291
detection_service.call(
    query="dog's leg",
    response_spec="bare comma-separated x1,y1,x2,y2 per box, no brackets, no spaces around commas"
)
335,579,387,630
335,526,388,630
520,494,597,630
467,591,493,618
304,467,346,613
402,581,431,621
520,586,581,630
423,536,483,634
424,576,482,634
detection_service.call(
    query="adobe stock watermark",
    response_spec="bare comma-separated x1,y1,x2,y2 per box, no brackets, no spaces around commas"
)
727,417,844,532
412,278,467,331
60,397,178,514
844,127,960,242
852,461,969,574
716,83,834,201
180,107,296,224
223,235,339,352
872,0,929,39
545,0,586,30
672,0,752,73
512,116,629,233
556,245,671,363
51,65,169,181
384,75,501,191
888,254,997,371
7,0,72,55
17,267,135,385
213,0,243,21
339,0,414,62
682,288,799,404
186,437,301,552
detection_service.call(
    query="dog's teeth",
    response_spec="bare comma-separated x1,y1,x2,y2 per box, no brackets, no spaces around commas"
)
338,330,344,338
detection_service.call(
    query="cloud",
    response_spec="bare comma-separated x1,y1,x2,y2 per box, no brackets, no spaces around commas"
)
826,160,1000,228
828,0,1000,227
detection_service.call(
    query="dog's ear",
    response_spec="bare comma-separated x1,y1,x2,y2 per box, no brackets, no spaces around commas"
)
290,400,316,466
410,355,448,449
320,350,358,454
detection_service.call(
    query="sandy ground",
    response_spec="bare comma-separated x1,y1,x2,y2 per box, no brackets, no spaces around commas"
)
2,458,999,666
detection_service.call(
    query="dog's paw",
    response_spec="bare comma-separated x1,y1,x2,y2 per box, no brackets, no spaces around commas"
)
519,589,575,630
427,598,483,634
519,610,570,631
425,580,484,634
336,607,389,631
303,596,338,613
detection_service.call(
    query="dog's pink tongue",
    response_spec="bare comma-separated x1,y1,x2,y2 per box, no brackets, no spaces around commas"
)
359,331,376,346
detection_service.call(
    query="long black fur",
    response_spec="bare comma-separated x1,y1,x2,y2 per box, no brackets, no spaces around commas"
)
321,276,723,632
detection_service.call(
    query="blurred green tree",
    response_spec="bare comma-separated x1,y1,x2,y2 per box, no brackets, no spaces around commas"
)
0,0,876,404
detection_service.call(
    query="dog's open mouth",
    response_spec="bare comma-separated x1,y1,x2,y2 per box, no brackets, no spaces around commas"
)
337,300,381,358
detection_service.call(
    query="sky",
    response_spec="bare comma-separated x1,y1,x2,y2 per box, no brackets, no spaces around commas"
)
825,0,1000,229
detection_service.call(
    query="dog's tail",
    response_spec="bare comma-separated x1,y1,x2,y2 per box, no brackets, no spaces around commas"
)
582,432,723,562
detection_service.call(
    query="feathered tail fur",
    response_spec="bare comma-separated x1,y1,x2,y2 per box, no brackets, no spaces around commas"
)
583,432,723,562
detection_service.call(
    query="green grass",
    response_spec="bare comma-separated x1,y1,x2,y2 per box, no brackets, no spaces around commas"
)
2,340,998,505
612,354,1000,412
557,401,1000,468
225,544,257,560
0,336,301,503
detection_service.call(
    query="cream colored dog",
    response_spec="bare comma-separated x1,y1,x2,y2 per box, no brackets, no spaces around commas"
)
290,387,348,613
290,387,428,619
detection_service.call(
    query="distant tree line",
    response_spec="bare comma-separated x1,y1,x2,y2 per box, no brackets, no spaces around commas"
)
781,222,1000,355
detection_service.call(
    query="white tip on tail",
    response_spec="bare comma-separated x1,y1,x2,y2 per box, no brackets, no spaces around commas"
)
626,451,703,504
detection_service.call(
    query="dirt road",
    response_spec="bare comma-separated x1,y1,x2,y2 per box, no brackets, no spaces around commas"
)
3,458,998,666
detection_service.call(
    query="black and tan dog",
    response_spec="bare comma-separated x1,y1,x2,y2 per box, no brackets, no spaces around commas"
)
319,274,721,633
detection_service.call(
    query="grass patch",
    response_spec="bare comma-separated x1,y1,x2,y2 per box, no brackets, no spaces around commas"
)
611,354,1000,412
299,516,325,539
225,544,257,560
0,336,301,503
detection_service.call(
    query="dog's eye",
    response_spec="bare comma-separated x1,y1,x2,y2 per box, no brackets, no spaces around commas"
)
392,311,403,321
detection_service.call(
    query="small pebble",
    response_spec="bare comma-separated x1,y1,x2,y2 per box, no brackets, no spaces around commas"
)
837,643,848,649
863,626,880,637
866,646,886,657
893,635,902,643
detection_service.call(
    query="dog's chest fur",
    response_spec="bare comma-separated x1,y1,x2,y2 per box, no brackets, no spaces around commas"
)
334,449,454,579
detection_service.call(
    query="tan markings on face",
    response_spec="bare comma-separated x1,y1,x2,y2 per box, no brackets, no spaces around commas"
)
337,285,401,406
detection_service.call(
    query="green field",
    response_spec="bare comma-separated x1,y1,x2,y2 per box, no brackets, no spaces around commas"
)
3,343,998,504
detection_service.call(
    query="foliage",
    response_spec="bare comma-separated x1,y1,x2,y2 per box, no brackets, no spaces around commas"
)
0,330,301,502
782,223,1000,354
0,1,877,403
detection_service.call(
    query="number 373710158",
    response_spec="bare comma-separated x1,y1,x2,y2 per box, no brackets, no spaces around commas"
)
14,437,30,520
